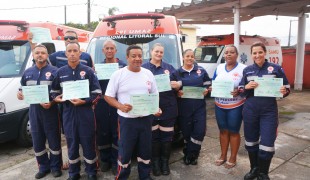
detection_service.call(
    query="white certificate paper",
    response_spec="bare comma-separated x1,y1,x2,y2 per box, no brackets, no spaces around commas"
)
95,63,119,80
155,74,171,92
254,77,283,97
211,80,234,98
22,85,49,104
129,94,159,116
62,80,90,100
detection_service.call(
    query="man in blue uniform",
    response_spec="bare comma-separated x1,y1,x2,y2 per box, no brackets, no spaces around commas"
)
49,30,94,68
17,44,62,179
240,42,290,180
94,39,126,174
49,30,94,171
51,42,101,180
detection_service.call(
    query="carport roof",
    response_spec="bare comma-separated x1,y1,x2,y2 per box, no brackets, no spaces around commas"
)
150,0,310,24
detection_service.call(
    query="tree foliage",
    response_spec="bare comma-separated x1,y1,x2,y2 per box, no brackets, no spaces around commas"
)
64,7,118,31
65,21,99,32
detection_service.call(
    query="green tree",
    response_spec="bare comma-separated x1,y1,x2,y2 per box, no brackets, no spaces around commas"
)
108,7,119,16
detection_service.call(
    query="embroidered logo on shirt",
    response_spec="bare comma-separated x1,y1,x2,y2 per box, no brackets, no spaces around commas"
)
80,71,86,79
267,66,274,74
45,72,51,80
164,69,170,74
197,69,201,76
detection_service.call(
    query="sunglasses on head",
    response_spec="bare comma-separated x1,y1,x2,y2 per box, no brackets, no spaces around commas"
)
64,36,77,41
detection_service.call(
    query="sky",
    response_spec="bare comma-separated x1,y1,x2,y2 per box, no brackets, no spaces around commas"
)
0,0,309,46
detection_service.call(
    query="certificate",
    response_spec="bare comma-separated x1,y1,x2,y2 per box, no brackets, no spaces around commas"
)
22,85,49,104
129,94,159,116
29,27,53,43
62,80,90,100
254,77,283,97
182,86,205,99
155,74,171,92
95,63,119,80
211,80,234,98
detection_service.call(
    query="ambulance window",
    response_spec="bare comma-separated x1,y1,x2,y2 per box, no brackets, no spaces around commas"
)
0,41,31,77
196,46,224,63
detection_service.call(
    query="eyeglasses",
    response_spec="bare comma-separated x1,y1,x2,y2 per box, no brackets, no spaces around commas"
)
64,36,77,41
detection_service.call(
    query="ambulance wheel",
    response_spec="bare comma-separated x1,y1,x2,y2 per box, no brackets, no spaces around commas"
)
16,113,33,147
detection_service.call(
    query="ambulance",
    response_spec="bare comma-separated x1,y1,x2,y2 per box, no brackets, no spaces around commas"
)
87,13,184,143
87,13,183,68
0,20,92,146
194,33,282,77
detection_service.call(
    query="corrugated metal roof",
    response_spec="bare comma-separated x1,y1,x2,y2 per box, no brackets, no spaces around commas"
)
149,0,310,24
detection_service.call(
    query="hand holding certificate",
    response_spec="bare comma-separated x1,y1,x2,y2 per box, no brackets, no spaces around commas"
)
211,80,234,98
181,86,205,99
22,85,49,104
62,80,90,100
129,94,159,116
95,63,119,80
254,77,283,97
155,74,171,92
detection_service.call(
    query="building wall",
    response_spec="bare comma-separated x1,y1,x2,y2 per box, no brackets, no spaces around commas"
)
282,43,310,89
180,26,197,50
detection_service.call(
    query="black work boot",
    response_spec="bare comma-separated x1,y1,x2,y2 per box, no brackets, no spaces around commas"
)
244,152,259,180
257,158,271,180
160,142,171,175
152,142,161,176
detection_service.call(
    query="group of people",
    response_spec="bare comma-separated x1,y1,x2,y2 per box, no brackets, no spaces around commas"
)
213,43,290,180
18,29,290,180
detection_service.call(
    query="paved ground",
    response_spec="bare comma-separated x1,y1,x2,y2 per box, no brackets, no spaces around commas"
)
0,90,310,180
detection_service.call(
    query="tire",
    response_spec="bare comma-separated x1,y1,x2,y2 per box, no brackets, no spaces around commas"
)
16,113,33,147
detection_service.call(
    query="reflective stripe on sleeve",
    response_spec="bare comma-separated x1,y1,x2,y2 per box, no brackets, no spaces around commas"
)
285,84,290,88
34,149,47,157
118,160,131,168
26,80,37,86
91,89,102,94
137,157,150,164
40,81,52,85
203,81,211,86
152,125,159,131
50,90,61,93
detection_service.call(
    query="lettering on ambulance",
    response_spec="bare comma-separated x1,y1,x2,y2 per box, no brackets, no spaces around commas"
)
104,34,165,40
268,49,280,64
116,29,152,34
0,35,16,40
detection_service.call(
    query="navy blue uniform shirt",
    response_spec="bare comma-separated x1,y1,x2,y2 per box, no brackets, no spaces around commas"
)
49,51,93,68
142,60,178,120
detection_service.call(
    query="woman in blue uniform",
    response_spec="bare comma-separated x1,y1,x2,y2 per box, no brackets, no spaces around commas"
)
142,43,179,176
240,42,290,180
171,49,211,165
